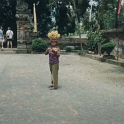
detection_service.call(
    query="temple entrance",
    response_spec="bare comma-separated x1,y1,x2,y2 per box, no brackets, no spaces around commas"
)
1,0,36,49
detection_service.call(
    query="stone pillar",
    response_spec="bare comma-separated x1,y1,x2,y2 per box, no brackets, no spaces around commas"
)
16,0,34,49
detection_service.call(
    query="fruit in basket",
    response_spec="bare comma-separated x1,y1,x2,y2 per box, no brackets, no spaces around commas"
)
48,30,60,39
52,48,58,52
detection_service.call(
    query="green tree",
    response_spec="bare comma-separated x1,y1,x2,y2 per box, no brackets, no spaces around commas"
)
25,0,52,37
36,0,52,37
96,0,117,29
52,2,75,35
87,28,105,53
50,0,88,31
50,0,88,50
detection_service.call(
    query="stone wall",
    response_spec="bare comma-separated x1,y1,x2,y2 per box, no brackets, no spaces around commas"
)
41,38,87,50
102,29,124,59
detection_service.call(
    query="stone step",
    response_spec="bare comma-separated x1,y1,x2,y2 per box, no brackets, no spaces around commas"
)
0,48,17,51
0,48,28,54
16,49,28,54
0,50,16,54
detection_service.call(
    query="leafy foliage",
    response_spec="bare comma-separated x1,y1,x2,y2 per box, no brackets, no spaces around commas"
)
0,0,16,27
50,0,88,35
53,2,71,35
101,42,116,55
87,28,116,55
63,46,74,52
96,0,117,29
66,47,72,52
25,0,52,37
87,29,105,53
32,38,47,52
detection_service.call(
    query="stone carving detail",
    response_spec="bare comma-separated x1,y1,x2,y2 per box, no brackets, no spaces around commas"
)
16,0,28,12
26,15,34,27
17,23,25,43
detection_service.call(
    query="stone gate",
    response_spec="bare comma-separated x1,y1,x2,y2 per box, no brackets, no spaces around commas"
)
16,0,36,49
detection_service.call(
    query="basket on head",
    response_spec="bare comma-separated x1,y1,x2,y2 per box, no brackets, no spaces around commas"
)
47,30,60,42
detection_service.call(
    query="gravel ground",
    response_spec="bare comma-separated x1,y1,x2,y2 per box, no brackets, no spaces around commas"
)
0,54,124,124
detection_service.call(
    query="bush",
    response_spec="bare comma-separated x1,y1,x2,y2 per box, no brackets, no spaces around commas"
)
32,38,47,52
66,47,72,52
63,46,75,52
101,42,116,55
87,29,105,53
